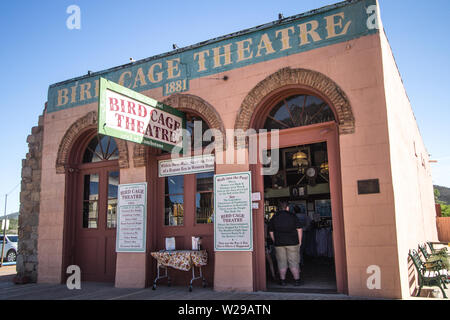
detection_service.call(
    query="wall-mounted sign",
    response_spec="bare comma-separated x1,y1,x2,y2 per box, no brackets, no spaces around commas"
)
214,172,252,251
158,154,215,177
116,182,147,253
48,0,377,113
251,192,261,201
357,179,380,195
98,78,186,152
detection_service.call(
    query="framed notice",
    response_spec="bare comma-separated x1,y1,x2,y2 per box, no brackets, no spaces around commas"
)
214,172,253,251
158,154,215,177
116,182,147,253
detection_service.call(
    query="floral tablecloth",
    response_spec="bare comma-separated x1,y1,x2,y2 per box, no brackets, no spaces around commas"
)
151,250,208,271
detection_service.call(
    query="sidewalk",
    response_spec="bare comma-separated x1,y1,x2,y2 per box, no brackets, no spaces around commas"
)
0,281,366,300
0,266,446,300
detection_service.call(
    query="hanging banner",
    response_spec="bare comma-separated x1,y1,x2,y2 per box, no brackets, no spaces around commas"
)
214,172,253,251
98,77,186,152
116,182,147,253
158,154,215,177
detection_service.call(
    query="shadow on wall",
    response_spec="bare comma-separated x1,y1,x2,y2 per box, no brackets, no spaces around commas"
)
407,255,418,297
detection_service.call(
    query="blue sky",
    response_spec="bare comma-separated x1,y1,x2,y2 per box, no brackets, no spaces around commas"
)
0,0,449,214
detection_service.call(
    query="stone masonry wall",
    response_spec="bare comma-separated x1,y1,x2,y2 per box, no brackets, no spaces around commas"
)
16,113,44,283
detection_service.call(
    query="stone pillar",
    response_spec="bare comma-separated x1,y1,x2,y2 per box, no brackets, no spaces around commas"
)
16,114,44,283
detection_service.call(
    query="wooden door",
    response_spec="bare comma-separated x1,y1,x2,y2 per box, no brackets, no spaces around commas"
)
154,166,215,286
75,165,119,282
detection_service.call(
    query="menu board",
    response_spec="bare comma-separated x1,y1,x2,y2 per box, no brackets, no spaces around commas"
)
116,183,147,252
214,172,252,251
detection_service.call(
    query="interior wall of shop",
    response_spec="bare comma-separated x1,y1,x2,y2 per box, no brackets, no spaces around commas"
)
379,29,439,298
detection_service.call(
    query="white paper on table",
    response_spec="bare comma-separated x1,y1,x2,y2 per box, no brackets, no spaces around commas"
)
192,237,200,250
165,237,176,250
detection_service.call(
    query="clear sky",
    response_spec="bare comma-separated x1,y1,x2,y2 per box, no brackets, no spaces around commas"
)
0,0,449,214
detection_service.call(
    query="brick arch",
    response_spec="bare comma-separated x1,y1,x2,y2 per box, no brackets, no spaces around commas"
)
234,67,355,134
55,111,129,173
133,93,225,167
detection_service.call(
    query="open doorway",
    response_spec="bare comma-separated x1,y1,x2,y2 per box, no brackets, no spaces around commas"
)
264,141,337,293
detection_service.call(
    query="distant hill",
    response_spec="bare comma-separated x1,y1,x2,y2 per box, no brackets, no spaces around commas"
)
435,185,450,204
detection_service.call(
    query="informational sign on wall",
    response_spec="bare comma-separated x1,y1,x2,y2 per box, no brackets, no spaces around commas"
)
214,172,253,251
158,154,215,177
116,182,147,253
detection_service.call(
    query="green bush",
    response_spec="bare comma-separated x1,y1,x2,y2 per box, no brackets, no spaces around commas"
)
441,204,450,217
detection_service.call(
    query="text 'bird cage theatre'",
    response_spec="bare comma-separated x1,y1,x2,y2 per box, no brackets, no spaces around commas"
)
17,0,441,299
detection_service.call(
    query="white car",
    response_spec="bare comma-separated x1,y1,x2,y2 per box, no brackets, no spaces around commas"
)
0,235,18,262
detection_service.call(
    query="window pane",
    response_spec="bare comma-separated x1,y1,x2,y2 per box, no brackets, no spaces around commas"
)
83,201,98,228
196,173,214,224
83,174,98,229
165,176,184,195
263,94,335,131
196,172,213,192
100,136,119,160
196,192,213,224
83,174,99,201
165,194,184,226
107,171,119,228
186,117,212,148
107,199,117,229
83,135,119,163
271,104,294,127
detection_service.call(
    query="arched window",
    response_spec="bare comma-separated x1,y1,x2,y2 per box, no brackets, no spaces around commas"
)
263,94,335,131
161,113,212,154
82,134,119,163
186,113,212,149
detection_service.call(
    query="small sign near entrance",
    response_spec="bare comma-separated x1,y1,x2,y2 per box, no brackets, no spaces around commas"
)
116,182,147,253
158,154,215,177
214,172,253,251
357,179,380,195
98,77,186,153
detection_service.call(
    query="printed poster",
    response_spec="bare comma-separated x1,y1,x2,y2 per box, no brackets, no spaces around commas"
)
214,172,252,251
116,182,147,252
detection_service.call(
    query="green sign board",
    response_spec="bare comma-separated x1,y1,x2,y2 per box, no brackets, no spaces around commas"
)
98,77,186,152
48,0,378,113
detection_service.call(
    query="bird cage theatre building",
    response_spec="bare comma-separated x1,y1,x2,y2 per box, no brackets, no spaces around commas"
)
18,0,439,299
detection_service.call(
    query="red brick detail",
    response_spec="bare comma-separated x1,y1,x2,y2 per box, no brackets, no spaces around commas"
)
55,111,129,173
133,94,225,167
234,67,355,134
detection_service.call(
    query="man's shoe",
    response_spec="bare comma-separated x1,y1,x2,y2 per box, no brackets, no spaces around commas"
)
279,279,287,286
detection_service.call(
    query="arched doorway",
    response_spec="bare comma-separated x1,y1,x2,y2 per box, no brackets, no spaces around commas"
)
63,130,120,282
248,87,347,294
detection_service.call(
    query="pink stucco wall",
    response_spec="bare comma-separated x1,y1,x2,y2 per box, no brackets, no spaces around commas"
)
38,104,96,283
379,30,439,298
37,25,438,298
115,165,147,288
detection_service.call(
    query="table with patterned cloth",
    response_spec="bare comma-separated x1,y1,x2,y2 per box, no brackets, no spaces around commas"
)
150,250,208,291
151,250,208,271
